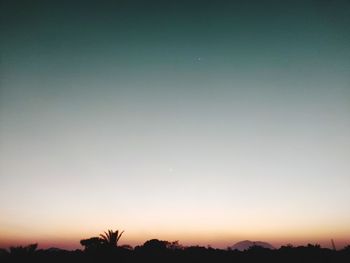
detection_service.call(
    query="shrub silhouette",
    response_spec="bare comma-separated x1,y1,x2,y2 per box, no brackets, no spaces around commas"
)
167,240,183,250
10,243,37,255
142,239,170,251
80,237,104,251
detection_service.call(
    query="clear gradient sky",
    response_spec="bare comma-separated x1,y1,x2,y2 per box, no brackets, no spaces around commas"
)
1,0,350,250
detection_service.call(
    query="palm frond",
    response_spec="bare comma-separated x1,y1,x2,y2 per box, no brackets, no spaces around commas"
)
99,229,124,247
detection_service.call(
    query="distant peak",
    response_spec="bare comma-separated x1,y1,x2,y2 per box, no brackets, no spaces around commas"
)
231,240,275,251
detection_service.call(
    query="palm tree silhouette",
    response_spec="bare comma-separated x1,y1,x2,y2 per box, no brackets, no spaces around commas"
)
100,229,124,247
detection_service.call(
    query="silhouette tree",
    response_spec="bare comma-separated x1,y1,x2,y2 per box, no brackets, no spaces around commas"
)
9,243,38,257
167,240,183,250
142,239,170,251
80,237,104,251
307,243,321,249
100,229,124,248
10,243,37,254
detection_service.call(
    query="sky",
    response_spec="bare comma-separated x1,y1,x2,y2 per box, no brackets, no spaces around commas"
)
0,0,350,250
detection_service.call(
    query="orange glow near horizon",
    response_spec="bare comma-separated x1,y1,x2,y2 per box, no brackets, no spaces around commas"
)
1,193,350,249
1,220,349,250
1,187,349,250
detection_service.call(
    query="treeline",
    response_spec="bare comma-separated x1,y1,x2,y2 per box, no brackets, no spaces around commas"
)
1,241,350,263
1,229,349,263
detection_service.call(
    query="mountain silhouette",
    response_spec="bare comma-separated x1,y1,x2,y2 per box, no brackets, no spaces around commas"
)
231,240,275,250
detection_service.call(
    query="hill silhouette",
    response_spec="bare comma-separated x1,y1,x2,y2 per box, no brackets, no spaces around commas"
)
231,240,275,250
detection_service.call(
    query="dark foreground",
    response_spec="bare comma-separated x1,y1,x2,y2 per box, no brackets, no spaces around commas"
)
1,244,350,263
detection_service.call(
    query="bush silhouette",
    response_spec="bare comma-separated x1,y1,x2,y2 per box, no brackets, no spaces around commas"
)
80,237,104,251
10,243,37,256
142,239,170,251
